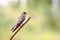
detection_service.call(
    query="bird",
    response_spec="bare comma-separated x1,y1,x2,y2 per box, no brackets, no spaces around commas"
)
11,12,26,32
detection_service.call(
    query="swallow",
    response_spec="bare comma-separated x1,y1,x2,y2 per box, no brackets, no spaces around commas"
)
11,12,26,32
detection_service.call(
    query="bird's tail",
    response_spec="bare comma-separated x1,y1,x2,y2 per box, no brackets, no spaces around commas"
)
11,27,14,31
11,25,16,31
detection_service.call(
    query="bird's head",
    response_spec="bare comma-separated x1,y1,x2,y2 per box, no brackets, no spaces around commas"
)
21,12,26,15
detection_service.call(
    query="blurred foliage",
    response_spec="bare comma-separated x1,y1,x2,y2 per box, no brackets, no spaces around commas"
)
0,0,60,40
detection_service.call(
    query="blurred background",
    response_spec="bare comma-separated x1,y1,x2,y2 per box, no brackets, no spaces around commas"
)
0,0,60,40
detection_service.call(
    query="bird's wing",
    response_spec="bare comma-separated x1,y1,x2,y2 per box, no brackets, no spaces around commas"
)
12,19,25,32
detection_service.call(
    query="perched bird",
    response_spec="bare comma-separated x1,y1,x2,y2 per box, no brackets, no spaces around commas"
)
11,12,26,32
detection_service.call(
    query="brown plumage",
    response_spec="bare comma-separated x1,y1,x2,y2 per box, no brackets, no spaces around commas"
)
11,12,26,32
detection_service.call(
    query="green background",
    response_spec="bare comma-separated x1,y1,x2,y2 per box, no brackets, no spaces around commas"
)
0,0,60,40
